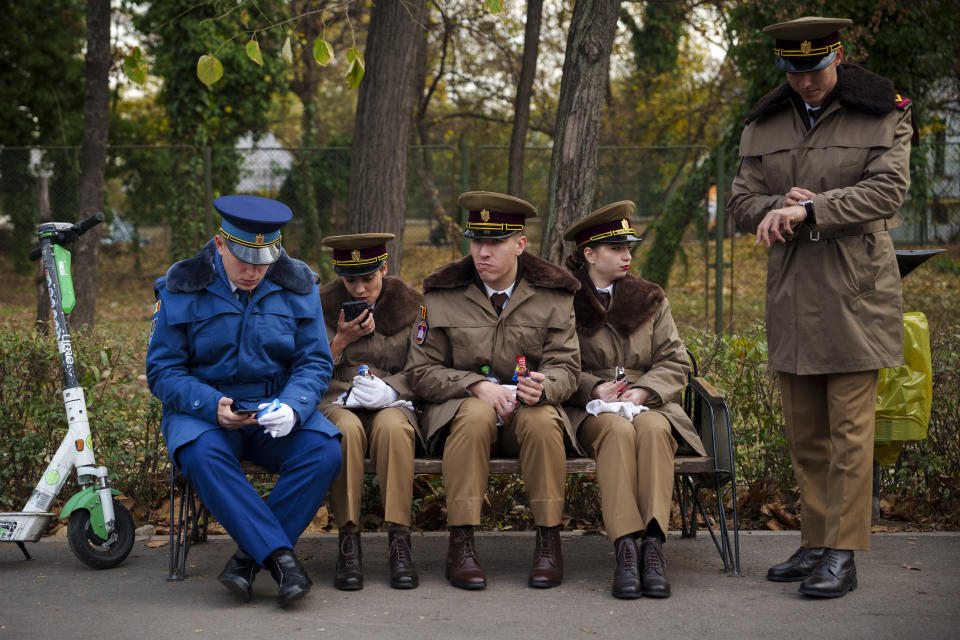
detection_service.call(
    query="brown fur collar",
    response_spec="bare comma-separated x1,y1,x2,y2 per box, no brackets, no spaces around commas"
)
320,276,423,336
745,64,898,124
422,252,580,294
573,269,664,337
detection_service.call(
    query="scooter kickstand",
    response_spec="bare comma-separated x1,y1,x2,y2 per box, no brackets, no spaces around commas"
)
16,542,33,561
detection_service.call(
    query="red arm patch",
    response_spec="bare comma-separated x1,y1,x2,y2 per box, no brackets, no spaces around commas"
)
895,94,912,109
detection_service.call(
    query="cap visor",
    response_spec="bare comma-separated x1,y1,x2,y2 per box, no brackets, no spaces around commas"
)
594,234,642,244
334,260,385,276
226,239,281,265
776,49,838,73
463,229,518,240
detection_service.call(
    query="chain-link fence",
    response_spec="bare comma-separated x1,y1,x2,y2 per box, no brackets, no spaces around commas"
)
2,139,956,268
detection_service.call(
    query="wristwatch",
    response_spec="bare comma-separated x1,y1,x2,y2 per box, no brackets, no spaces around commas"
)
798,198,816,226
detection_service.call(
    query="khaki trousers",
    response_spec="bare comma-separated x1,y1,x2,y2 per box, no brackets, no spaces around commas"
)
779,370,878,551
443,398,566,527
578,411,678,542
327,407,416,527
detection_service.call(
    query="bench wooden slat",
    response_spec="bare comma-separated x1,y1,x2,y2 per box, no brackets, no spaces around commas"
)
240,456,718,477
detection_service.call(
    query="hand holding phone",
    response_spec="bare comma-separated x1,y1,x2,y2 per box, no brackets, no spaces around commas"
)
342,300,370,323
230,401,257,417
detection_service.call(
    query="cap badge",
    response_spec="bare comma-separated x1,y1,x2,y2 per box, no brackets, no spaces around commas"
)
480,209,491,222
255,233,265,245
351,250,361,262
800,40,812,55
621,219,629,230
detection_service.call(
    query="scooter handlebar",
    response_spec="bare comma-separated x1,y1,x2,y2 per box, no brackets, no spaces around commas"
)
29,212,105,260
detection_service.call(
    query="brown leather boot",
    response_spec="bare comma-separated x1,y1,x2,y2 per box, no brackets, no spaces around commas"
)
387,530,419,590
528,525,563,588
611,535,641,599
445,526,486,590
640,536,670,598
334,531,363,590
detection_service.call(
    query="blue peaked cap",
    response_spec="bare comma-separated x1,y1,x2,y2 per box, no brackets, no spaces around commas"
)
214,195,292,265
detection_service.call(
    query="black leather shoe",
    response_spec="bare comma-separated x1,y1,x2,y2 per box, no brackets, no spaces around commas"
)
445,526,486,590
388,530,419,589
217,549,260,603
264,548,312,608
611,535,641,599
334,531,363,591
766,546,826,582
640,537,671,598
799,549,857,598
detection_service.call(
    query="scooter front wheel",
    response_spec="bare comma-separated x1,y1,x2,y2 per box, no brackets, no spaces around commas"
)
67,499,135,569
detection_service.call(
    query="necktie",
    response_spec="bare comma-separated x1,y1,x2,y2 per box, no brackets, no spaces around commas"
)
490,292,508,315
808,108,822,125
237,289,250,307
596,290,611,309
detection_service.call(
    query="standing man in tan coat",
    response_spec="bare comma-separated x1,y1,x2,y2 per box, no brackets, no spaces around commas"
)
728,16,914,598
318,234,423,591
408,191,581,590
561,202,705,600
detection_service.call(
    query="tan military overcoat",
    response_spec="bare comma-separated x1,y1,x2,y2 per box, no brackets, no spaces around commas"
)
407,252,581,451
318,276,423,435
562,271,706,456
728,64,913,375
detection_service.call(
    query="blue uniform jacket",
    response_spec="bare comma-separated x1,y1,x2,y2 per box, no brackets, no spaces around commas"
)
146,240,339,458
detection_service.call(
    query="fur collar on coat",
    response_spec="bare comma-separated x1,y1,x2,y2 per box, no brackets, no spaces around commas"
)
422,251,580,295
745,64,901,124
572,269,665,337
319,276,423,336
163,239,316,295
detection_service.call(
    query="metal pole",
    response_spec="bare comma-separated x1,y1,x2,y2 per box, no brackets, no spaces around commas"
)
715,150,725,335
459,139,470,255
203,146,213,237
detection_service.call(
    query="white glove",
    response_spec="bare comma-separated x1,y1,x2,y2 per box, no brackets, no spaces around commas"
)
258,402,296,438
350,375,399,409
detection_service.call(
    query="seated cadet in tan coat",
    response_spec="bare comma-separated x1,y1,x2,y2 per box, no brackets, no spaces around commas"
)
561,202,705,600
408,191,581,591
318,233,423,591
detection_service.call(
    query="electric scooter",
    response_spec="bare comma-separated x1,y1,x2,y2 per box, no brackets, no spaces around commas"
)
0,212,135,568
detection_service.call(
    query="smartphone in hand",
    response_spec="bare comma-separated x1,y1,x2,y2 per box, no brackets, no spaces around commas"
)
342,300,370,322
230,402,257,417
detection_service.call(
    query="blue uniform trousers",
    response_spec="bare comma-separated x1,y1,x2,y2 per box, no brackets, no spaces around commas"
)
178,426,341,565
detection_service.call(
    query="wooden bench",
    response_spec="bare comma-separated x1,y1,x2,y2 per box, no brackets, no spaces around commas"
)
168,356,740,581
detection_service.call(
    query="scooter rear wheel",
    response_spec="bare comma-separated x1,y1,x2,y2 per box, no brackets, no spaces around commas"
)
67,499,135,569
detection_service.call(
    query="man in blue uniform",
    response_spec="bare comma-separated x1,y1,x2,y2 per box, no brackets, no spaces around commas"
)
146,195,341,608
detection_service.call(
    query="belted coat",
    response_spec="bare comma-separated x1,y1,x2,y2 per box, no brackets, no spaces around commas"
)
562,271,706,456
407,252,581,452
727,64,913,375
146,240,339,458
318,276,423,437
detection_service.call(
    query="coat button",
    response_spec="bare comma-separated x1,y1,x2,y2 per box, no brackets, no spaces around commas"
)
192,400,201,407
299,395,308,403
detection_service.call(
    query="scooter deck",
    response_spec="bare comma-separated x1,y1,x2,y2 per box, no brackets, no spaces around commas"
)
0,512,57,542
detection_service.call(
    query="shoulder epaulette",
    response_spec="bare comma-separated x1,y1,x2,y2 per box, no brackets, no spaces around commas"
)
895,94,912,109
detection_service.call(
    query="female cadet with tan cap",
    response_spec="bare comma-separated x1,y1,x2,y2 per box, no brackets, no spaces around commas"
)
561,202,705,599
318,233,424,590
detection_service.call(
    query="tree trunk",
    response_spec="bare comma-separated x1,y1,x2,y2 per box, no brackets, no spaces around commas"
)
507,0,543,199
347,0,426,275
71,0,111,331
290,0,322,261
540,0,621,265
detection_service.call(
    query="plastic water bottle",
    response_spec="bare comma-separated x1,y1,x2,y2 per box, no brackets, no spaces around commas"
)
481,364,501,384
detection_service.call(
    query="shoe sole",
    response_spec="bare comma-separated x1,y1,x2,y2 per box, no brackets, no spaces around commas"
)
798,579,858,599
642,589,671,598
218,578,252,603
766,574,808,583
611,590,642,600
334,582,363,591
278,586,310,608
390,578,420,589
529,579,562,589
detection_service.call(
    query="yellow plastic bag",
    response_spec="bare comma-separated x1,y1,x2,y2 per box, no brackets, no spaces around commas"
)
874,312,933,464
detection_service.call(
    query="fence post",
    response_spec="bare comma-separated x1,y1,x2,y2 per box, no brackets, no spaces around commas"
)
203,146,213,237
715,149,725,335
459,139,470,254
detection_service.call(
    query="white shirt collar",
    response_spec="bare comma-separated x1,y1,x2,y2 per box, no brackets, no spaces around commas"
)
483,281,517,301
597,283,614,295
